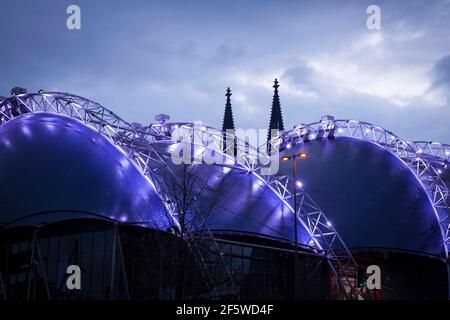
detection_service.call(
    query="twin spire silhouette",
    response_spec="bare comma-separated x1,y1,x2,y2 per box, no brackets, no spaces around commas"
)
222,79,285,149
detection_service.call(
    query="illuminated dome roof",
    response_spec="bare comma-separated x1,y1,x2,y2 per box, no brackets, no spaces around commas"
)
0,112,169,229
278,136,445,256
1,91,445,258
149,141,313,247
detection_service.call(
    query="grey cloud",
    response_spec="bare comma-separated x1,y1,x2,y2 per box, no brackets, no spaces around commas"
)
206,44,245,67
0,0,449,142
430,54,450,90
282,63,318,93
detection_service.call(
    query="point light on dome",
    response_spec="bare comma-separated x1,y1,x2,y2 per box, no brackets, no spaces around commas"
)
296,181,303,188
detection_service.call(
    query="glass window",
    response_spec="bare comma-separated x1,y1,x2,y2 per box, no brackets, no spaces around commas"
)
220,243,231,255
93,232,105,255
242,247,252,257
242,258,251,274
231,257,242,272
232,245,242,256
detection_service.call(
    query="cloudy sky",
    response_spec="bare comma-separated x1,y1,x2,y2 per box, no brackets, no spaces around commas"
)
0,0,449,142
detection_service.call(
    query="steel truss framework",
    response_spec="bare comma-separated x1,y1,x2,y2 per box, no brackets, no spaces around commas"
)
0,92,361,298
0,92,447,298
148,122,361,299
0,92,237,299
273,120,450,257
411,141,450,165
409,141,450,246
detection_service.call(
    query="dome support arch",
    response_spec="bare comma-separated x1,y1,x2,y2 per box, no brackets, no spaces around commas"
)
0,92,238,299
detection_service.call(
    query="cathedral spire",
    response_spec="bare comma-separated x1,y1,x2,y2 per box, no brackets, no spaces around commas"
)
267,79,284,150
222,87,237,156
222,87,235,132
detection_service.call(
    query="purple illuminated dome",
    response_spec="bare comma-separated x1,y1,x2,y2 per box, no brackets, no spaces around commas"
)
149,142,314,247
279,137,446,256
0,112,169,229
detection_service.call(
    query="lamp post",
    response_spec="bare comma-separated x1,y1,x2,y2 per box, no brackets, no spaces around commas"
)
282,152,308,254
282,151,307,299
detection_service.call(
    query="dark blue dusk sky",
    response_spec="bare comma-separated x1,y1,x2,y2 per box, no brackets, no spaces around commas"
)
1,0,449,142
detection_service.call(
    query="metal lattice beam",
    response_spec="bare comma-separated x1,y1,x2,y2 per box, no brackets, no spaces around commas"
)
0,92,238,299
409,141,450,247
145,121,360,299
275,119,449,257
0,93,364,298
263,134,359,298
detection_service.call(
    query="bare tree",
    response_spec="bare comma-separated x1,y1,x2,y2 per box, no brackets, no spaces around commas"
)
156,161,237,299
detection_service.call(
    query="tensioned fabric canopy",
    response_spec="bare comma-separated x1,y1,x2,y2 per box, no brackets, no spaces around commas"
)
0,111,445,256
278,137,445,257
0,113,170,230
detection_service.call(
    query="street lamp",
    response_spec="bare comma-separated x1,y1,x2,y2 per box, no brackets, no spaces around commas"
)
282,152,308,253
283,151,308,299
